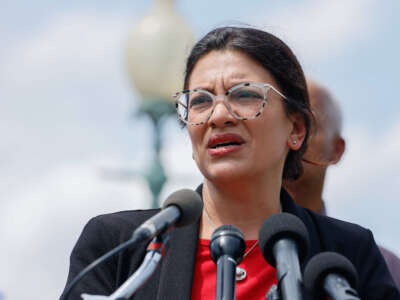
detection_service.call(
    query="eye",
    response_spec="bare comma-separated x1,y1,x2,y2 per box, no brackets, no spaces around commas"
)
189,93,213,109
231,88,263,101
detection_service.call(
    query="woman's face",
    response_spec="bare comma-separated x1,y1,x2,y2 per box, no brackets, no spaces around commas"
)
186,50,304,184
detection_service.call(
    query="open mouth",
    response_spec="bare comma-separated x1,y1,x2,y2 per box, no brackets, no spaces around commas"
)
211,141,242,149
207,133,245,150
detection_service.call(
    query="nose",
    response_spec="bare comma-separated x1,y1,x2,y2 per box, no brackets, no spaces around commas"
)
207,96,238,128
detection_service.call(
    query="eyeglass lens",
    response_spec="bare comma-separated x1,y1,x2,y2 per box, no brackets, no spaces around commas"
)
176,84,266,124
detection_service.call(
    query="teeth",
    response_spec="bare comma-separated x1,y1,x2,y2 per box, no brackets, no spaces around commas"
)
213,142,240,148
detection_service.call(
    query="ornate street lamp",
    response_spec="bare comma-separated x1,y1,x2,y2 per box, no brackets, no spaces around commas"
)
126,0,194,208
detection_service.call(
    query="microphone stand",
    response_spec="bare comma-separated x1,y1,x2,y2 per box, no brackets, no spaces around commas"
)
273,239,303,300
81,233,169,300
216,254,237,300
323,273,360,300
266,284,280,300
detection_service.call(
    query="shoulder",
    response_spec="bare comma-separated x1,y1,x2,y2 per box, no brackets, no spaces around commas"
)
72,209,160,256
282,189,374,251
88,209,160,229
305,210,379,268
81,209,161,244
305,208,373,251
307,207,365,233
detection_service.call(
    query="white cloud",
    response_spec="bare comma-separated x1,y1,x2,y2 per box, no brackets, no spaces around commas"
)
255,0,377,63
0,12,131,91
0,10,150,199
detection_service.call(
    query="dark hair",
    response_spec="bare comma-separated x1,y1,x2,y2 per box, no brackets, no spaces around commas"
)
183,26,311,180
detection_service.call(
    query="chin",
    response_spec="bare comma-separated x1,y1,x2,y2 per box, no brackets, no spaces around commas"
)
201,165,245,182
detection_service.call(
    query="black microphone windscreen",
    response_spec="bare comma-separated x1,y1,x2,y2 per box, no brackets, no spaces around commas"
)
210,224,245,264
303,251,358,293
162,189,203,227
258,213,309,267
211,224,243,238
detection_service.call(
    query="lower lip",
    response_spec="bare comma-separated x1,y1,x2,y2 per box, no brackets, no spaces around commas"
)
208,144,244,156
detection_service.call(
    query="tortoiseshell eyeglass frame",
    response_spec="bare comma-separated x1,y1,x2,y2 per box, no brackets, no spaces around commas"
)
173,82,287,126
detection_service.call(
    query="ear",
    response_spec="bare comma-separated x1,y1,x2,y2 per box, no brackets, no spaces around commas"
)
329,136,345,165
287,113,307,151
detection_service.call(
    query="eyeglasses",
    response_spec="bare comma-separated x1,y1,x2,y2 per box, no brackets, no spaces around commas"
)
173,82,287,126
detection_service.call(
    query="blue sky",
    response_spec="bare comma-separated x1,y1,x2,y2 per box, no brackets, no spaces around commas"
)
1,1,399,299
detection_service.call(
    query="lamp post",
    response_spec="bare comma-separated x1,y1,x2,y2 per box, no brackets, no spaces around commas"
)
126,0,194,208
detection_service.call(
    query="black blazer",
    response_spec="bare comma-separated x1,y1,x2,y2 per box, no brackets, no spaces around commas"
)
61,188,399,299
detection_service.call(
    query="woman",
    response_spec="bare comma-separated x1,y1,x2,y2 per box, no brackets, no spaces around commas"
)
61,27,399,299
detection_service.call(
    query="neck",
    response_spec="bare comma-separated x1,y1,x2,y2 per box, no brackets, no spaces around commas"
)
284,171,325,213
200,175,282,240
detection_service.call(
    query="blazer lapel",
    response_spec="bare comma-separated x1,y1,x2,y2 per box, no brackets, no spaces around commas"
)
280,188,322,264
156,220,200,300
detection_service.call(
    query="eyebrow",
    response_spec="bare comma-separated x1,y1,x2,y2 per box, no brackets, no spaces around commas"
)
190,79,250,93
190,86,212,92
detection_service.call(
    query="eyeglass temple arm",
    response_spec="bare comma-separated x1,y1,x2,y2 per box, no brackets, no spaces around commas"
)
263,84,287,100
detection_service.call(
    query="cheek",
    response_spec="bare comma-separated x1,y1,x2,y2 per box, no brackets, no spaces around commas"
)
257,115,291,146
252,120,289,161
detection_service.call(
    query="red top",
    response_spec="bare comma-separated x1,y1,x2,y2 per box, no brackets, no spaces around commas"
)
191,239,277,300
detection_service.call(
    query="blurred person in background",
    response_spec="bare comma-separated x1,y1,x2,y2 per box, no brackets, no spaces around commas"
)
284,79,400,288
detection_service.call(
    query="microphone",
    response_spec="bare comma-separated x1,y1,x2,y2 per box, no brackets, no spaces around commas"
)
132,189,203,243
303,252,359,300
258,213,309,300
210,224,245,300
